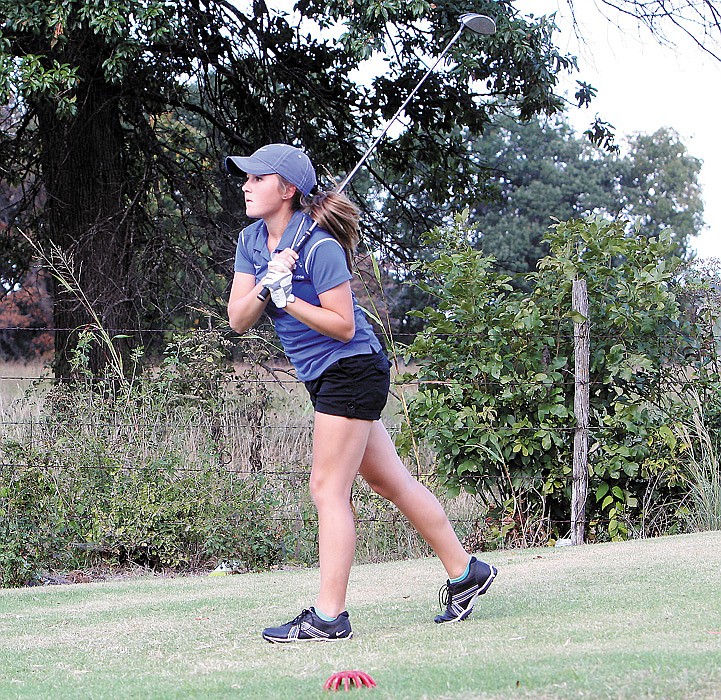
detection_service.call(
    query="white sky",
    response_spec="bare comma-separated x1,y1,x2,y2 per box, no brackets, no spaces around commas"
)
515,0,721,259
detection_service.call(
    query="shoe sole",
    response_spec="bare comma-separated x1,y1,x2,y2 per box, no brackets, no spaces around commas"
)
435,564,498,624
262,632,354,644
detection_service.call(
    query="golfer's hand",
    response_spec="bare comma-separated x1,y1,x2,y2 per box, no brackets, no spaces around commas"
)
272,248,298,270
261,258,295,308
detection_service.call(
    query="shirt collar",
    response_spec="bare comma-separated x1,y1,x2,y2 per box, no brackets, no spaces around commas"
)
251,210,309,261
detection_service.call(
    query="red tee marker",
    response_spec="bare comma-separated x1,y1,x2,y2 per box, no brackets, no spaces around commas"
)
324,670,377,691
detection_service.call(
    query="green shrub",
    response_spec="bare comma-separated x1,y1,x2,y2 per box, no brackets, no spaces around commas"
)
399,213,701,543
0,459,74,586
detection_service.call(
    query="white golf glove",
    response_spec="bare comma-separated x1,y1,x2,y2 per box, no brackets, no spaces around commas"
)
261,258,295,308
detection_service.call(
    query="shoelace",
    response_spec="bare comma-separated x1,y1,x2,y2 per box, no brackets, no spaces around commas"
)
289,608,313,626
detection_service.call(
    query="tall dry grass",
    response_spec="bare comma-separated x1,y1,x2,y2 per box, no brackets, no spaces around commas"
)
0,355,493,581
678,392,721,532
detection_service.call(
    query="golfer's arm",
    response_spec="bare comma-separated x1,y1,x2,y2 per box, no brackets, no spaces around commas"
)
285,281,355,343
227,271,269,333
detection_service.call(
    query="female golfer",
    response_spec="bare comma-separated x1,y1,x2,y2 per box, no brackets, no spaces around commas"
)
225,143,496,643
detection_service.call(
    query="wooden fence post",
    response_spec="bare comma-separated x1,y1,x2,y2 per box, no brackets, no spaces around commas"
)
571,279,590,545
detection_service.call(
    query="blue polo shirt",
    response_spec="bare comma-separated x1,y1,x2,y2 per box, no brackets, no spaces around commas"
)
234,210,382,381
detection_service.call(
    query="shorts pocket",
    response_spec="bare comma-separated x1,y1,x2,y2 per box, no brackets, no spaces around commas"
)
372,352,391,374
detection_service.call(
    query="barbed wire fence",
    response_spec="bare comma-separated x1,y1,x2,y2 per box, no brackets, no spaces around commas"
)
1,315,719,577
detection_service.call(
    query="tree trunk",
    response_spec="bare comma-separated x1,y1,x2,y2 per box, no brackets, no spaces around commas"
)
35,37,134,379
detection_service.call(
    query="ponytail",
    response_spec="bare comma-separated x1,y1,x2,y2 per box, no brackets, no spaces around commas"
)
302,190,359,270
279,176,359,270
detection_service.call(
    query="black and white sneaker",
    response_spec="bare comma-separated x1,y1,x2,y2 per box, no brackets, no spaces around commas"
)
262,607,353,643
434,557,497,624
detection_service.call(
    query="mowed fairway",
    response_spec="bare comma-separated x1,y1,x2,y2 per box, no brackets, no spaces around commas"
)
1,531,720,699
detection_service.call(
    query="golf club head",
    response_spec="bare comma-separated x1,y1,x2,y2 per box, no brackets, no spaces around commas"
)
460,13,496,36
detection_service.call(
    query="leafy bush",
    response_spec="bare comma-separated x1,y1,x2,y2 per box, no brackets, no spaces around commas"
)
0,461,72,586
399,213,705,543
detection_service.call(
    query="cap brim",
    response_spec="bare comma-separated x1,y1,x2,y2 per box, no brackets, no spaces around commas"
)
225,155,273,177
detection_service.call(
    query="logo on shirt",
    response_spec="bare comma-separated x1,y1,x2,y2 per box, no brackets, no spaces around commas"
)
292,260,308,282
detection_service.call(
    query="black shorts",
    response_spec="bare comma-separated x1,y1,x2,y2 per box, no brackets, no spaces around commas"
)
304,351,391,421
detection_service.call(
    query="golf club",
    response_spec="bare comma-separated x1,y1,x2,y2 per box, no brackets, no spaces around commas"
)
257,12,496,302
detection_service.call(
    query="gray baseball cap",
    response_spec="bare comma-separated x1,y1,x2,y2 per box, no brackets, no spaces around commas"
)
225,143,317,196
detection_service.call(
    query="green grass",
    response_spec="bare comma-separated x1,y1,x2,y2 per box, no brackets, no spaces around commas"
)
2,532,721,699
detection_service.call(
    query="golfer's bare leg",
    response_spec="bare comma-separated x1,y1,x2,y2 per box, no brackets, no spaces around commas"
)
310,412,372,618
359,421,469,579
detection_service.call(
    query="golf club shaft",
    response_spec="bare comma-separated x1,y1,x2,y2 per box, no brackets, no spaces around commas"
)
335,25,464,193
257,23,471,302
